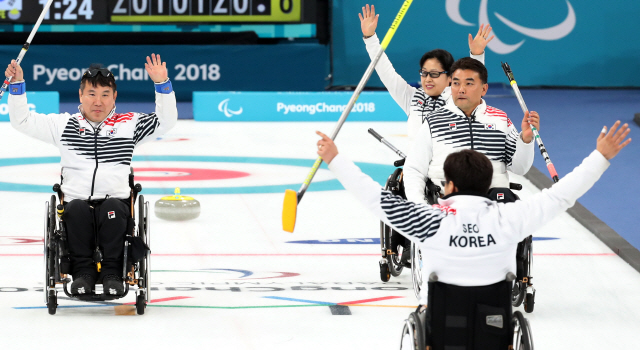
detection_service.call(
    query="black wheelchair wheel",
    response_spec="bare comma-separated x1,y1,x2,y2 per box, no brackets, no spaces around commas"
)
44,196,57,307
137,195,146,288
399,311,424,350
47,290,57,315
379,261,390,282
524,291,535,313
136,292,146,315
410,243,423,300
512,281,525,307
512,311,533,350
387,228,404,277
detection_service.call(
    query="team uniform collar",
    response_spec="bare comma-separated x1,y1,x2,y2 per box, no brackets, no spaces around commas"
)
437,192,492,207
77,105,117,128
445,98,487,119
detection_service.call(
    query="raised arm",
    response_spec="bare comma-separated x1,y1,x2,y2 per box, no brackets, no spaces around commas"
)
317,131,446,243
134,53,178,145
360,4,415,115
468,24,493,63
6,60,69,145
502,122,631,242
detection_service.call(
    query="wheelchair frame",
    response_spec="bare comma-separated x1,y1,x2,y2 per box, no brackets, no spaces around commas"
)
399,274,534,350
44,176,150,315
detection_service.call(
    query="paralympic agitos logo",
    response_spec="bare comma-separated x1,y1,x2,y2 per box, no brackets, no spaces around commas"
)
446,0,576,54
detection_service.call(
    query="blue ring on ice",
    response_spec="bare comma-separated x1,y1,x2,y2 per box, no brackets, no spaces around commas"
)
0,155,394,195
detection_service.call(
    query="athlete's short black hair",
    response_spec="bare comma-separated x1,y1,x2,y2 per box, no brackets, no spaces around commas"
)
443,149,492,194
80,64,117,92
419,49,454,76
450,57,488,84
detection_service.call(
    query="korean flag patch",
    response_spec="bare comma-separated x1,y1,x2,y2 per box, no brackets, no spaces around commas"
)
108,211,116,219
485,124,496,130
106,128,117,136
449,123,457,130
497,193,504,200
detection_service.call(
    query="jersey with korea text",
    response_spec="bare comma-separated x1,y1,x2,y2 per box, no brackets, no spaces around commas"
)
328,150,609,304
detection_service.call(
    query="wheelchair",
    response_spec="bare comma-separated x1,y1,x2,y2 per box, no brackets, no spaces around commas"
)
379,157,443,283
44,172,150,315
399,273,534,350
487,187,536,313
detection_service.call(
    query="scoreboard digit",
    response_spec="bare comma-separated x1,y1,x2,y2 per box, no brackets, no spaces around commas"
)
110,0,301,23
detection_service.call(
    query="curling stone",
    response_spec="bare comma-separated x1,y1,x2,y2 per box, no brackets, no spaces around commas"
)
154,187,201,221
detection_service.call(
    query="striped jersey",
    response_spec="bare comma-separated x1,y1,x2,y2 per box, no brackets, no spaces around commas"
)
363,33,484,143
403,99,534,205
8,81,177,201
328,150,609,303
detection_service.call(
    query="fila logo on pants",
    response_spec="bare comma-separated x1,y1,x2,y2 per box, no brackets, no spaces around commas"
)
108,211,116,219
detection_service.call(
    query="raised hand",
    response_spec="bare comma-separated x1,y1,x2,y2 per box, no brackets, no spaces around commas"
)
597,121,631,160
316,131,338,164
5,60,24,82
359,4,378,37
145,53,168,83
520,111,540,143
468,24,495,55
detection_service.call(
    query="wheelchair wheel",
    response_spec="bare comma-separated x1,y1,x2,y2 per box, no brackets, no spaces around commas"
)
136,291,146,315
47,290,57,315
388,228,404,277
399,311,424,350
44,196,57,312
524,290,535,313
512,281,525,307
512,311,534,350
379,260,390,282
410,242,423,300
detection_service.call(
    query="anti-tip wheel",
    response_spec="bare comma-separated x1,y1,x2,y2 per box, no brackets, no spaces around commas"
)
136,292,146,315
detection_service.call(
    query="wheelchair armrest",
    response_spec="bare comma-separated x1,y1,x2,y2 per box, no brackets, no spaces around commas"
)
394,158,405,167
509,183,522,191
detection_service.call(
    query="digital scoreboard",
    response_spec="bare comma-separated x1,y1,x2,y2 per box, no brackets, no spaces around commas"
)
0,0,309,23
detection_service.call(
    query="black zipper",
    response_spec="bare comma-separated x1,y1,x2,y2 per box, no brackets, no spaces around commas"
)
88,122,102,200
468,116,474,150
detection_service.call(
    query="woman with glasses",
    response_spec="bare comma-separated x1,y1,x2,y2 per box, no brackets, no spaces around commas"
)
359,4,494,143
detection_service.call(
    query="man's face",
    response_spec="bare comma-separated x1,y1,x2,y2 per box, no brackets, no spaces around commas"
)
451,69,487,116
79,84,117,123
420,58,451,97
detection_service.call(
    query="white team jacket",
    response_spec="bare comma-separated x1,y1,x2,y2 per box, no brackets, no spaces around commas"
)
328,150,609,304
8,81,177,202
403,99,535,205
363,33,484,143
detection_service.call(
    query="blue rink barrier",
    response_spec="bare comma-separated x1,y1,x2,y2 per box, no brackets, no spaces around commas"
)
0,91,59,121
193,91,405,121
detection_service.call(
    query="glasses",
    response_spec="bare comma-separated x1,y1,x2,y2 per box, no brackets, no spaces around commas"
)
419,70,448,78
83,68,113,78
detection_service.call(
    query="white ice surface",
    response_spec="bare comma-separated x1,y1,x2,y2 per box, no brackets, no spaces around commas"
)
0,121,639,349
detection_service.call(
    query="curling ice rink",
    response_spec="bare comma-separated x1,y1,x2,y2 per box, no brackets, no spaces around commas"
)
1,120,639,349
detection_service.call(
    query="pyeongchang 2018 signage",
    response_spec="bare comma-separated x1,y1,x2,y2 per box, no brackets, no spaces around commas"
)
0,91,59,121
193,91,404,122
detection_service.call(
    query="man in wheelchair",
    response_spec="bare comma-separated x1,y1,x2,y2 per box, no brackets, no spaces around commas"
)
317,119,630,347
6,54,177,296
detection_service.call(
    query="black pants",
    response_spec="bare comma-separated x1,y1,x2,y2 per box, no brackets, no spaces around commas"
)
64,198,130,279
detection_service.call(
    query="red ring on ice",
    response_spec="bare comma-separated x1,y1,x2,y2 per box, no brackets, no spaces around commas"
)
133,168,250,181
